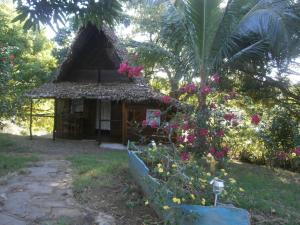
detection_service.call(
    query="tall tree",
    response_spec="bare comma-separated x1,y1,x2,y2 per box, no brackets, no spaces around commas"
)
0,4,56,119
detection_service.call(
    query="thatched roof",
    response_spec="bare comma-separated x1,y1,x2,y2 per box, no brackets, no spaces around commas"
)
25,81,179,104
55,23,127,82
26,24,182,107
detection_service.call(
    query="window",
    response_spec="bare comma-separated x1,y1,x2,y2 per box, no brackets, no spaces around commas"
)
70,99,84,113
146,109,161,125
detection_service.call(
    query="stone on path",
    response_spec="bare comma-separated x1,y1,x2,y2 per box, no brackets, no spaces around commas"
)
0,160,116,225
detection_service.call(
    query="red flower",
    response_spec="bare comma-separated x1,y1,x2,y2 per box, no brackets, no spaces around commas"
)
182,122,190,131
293,147,300,156
187,134,196,144
199,128,209,136
224,113,235,121
154,110,161,117
210,103,217,109
150,121,158,129
170,123,179,130
216,130,225,137
222,146,230,154
128,66,144,78
200,86,211,95
209,147,216,154
211,74,220,83
180,83,197,94
215,151,224,159
142,120,148,128
177,135,186,144
180,152,190,161
161,95,172,104
117,61,129,74
251,114,260,125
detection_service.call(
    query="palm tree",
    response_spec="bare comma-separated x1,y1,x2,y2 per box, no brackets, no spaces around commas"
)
159,0,299,103
141,0,300,152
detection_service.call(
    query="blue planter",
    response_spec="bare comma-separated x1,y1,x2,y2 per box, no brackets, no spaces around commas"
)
128,150,250,225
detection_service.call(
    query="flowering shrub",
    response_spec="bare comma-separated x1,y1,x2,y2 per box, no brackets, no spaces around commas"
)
117,61,144,78
136,143,241,212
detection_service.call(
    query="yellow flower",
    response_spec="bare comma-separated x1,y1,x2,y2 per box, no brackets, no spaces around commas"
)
223,172,228,176
163,205,170,210
292,153,296,158
190,194,195,200
172,197,181,204
199,178,207,183
201,198,206,205
158,167,164,173
172,164,177,168
206,172,211,176
229,178,236,184
239,187,245,192
220,169,226,172
189,182,192,185
157,163,162,167
145,200,149,205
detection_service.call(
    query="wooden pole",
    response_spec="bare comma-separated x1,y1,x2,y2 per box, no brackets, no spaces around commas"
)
98,99,102,144
52,98,57,141
29,99,33,140
122,102,128,145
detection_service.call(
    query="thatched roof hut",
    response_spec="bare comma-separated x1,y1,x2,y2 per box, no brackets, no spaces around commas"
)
26,23,178,143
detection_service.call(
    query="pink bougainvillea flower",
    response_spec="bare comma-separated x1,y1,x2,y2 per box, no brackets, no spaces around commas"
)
128,66,144,78
211,73,220,83
293,147,300,156
251,114,260,125
182,121,190,131
224,113,235,121
176,135,186,144
199,128,209,137
161,95,172,104
210,103,217,109
216,130,225,137
150,121,158,129
170,123,179,130
209,147,216,154
187,134,196,144
141,120,148,128
277,151,288,160
222,146,230,154
186,83,197,93
215,151,224,159
200,86,211,95
180,83,197,94
117,61,129,74
154,110,161,117
180,152,190,161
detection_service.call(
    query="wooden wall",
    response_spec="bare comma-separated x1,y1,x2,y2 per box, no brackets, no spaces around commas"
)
55,99,96,139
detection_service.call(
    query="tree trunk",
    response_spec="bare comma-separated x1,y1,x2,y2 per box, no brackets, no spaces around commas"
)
196,65,209,154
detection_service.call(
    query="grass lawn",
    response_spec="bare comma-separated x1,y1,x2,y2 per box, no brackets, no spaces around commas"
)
0,133,38,177
228,161,300,225
68,151,161,225
69,150,300,225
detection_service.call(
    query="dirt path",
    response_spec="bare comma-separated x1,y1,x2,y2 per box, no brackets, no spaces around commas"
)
0,159,115,225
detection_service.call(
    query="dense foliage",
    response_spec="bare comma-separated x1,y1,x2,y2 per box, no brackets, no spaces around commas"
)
0,5,56,121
